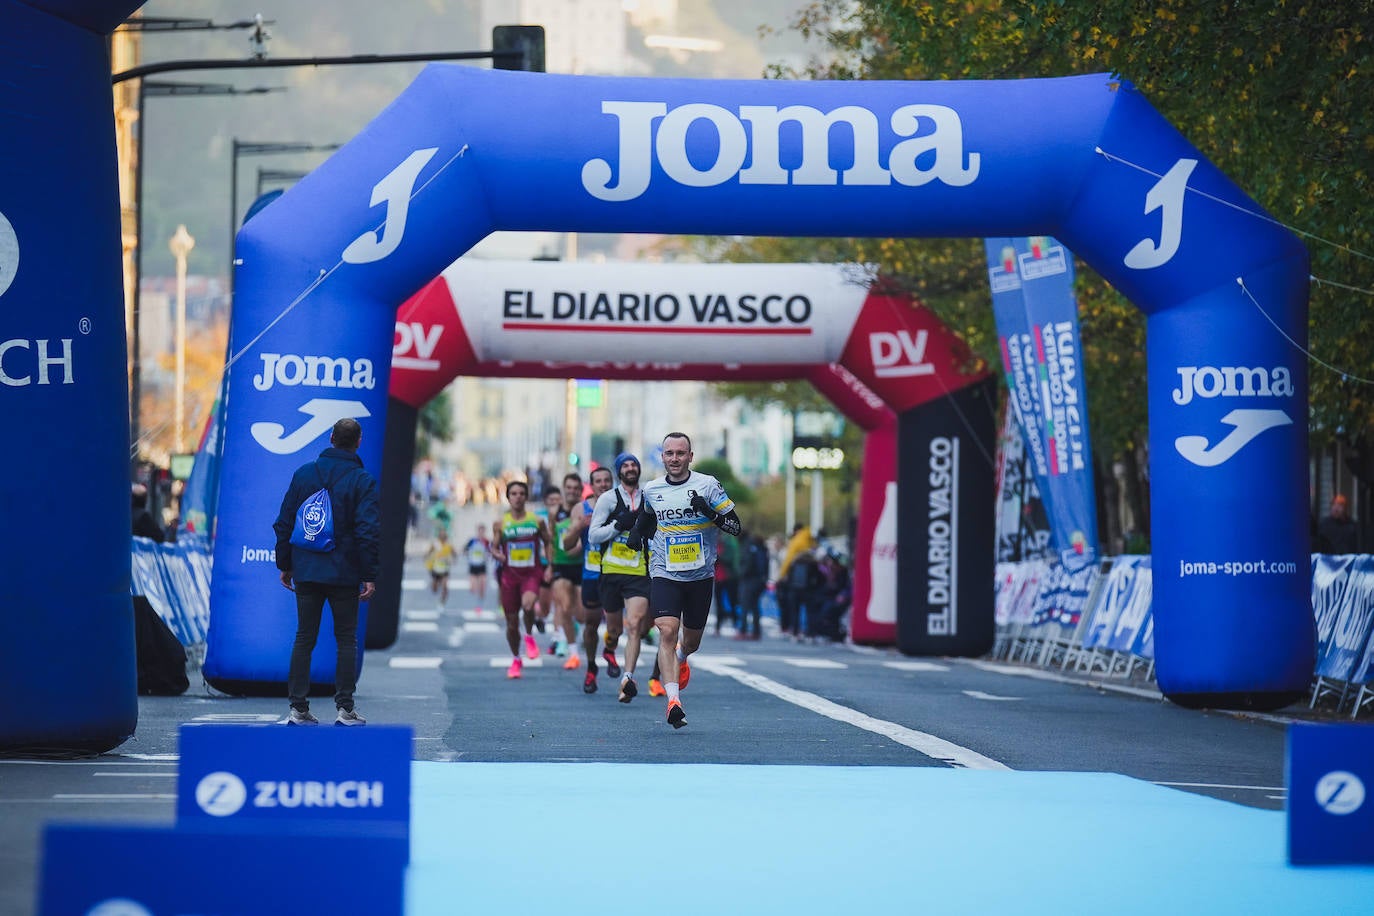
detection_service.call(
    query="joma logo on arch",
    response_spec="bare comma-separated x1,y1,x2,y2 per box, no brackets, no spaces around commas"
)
581,101,981,202
1172,365,1294,406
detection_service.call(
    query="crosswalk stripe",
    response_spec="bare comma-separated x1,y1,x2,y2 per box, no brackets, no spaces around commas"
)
884,661,951,673
390,657,444,669
781,658,848,669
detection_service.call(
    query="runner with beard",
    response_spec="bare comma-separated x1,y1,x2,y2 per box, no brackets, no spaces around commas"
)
562,466,620,693
628,432,742,728
587,453,653,703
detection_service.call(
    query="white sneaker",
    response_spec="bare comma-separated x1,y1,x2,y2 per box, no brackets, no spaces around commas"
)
335,708,367,726
286,707,319,726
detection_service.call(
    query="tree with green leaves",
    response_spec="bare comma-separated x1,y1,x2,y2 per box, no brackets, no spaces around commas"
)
691,0,1371,546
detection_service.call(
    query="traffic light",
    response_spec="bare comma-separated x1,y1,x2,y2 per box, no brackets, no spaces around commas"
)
492,25,546,73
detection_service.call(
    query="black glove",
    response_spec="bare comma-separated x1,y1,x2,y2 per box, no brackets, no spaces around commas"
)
689,491,715,519
625,530,644,551
612,506,636,531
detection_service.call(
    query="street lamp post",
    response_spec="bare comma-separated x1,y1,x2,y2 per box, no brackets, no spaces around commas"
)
169,224,195,454
131,80,281,470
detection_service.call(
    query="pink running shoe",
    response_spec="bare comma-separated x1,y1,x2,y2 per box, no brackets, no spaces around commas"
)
506,657,523,679
523,634,539,660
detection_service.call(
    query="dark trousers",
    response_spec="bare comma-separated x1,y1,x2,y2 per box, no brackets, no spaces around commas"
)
738,578,765,636
287,581,360,712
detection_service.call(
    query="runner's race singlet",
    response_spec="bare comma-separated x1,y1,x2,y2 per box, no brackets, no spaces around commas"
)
552,509,581,565
600,488,648,577
501,512,542,568
641,472,734,582
581,498,602,578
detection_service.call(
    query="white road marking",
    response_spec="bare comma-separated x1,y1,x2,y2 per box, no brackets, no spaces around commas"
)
52,794,177,801
781,658,848,669
94,772,178,777
447,629,465,648
119,754,179,761
884,661,951,673
1155,782,1286,791
389,656,444,669
463,610,493,621
403,621,440,633
464,622,502,635
695,655,744,667
962,659,1163,699
693,657,1010,770
406,610,442,621
489,657,544,667
190,713,280,723
403,579,428,591
0,760,176,766
963,690,1022,702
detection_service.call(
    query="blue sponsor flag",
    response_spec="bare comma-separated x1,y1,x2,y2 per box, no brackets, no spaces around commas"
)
985,237,1100,572
1316,555,1374,681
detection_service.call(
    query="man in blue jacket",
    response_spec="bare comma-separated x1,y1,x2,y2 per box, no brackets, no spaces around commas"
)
273,418,381,726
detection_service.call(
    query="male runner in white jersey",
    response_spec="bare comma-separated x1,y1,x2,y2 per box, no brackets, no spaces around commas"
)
563,465,619,693
629,432,742,728
587,453,653,703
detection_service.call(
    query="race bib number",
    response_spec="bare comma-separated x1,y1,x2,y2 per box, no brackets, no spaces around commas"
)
508,544,535,568
665,533,705,572
467,546,485,565
604,540,641,569
584,546,602,572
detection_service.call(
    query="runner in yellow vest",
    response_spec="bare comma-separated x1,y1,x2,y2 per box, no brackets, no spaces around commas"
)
587,453,653,703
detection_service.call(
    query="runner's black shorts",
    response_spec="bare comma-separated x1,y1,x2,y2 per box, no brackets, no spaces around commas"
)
599,573,650,615
468,565,486,576
650,577,715,630
552,563,583,584
580,575,601,608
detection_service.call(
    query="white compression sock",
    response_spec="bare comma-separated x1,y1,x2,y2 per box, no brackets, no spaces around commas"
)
665,682,680,701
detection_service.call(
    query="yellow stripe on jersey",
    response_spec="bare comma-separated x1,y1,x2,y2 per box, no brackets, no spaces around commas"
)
659,520,716,533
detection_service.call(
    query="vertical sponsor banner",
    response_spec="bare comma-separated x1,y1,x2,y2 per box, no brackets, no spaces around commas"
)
178,381,226,541
1315,555,1374,682
0,0,141,753
985,237,1099,572
852,427,898,642
1287,723,1374,865
896,377,997,656
994,404,1051,563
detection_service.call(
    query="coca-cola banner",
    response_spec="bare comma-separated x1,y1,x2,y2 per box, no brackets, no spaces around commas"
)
985,237,1099,573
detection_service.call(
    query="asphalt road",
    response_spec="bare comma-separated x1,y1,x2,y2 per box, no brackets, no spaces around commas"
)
0,539,1294,916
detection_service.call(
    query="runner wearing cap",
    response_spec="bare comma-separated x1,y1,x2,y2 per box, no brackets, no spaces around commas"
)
587,452,654,703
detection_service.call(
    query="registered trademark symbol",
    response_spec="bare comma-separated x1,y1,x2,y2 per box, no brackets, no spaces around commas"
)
79,317,92,335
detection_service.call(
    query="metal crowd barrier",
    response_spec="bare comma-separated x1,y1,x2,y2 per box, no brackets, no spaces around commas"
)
994,553,1374,717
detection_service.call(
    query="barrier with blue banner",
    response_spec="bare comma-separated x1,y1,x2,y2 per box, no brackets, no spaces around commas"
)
131,537,212,650
1315,555,1374,682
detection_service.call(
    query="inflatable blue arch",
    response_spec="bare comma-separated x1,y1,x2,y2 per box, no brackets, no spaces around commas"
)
2,0,1313,752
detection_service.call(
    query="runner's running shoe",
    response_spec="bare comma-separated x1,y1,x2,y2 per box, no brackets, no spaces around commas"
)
563,652,581,670
286,707,318,726
666,698,686,729
618,677,638,703
678,659,691,690
523,634,539,660
648,678,666,698
507,657,524,679
602,649,621,678
583,670,598,694
335,708,366,726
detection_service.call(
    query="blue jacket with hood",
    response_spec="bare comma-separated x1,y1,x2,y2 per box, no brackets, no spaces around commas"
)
272,447,380,586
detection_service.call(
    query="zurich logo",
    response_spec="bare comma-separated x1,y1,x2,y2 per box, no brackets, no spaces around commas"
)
87,901,153,916
195,770,248,817
1315,770,1365,816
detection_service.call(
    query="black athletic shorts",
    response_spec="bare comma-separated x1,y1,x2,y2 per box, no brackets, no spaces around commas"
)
468,565,486,576
580,575,601,609
650,577,715,631
598,573,650,615
552,563,583,584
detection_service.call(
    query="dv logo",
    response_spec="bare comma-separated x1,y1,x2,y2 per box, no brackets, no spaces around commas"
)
195,770,247,817
869,329,934,379
393,321,443,370
0,210,17,298
251,398,372,455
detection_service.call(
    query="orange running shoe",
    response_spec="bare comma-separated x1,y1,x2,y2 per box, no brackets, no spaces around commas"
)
563,652,582,670
648,678,666,697
523,634,539,660
506,657,523,679
678,658,691,690
666,698,686,729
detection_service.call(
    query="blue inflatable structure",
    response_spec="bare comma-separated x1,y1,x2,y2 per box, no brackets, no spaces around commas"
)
1,8,1314,750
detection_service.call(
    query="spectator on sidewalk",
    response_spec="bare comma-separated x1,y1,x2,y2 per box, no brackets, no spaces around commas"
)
1317,493,1360,554
735,531,769,640
776,523,816,638
132,483,165,543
